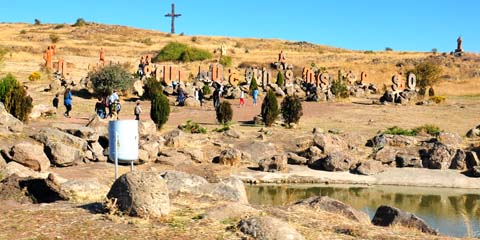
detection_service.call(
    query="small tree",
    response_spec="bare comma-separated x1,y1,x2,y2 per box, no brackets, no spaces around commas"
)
72,18,87,27
216,101,233,124
261,89,279,127
150,92,170,129
281,95,303,127
34,19,41,25
249,76,258,94
49,34,60,43
4,84,33,122
276,71,285,87
219,55,232,67
431,48,438,54
88,64,134,97
331,79,349,98
385,47,393,51
202,84,211,95
410,61,442,88
0,73,19,102
143,77,163,100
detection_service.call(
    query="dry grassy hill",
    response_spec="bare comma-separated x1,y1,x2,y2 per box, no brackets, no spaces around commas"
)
0,22,479,96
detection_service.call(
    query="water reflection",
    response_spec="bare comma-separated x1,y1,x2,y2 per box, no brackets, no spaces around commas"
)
246,184,480,237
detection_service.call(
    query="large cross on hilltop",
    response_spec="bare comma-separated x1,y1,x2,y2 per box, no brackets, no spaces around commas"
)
165,3,181,34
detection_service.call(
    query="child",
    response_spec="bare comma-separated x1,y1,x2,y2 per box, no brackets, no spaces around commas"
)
239,90,245,107
52,94,59,110
134,100,142,120
95,97,106,119
252,88,259,106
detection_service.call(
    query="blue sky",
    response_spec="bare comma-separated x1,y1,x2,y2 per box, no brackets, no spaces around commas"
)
1,0,478,52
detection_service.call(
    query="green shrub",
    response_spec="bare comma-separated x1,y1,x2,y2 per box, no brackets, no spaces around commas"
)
213,121,232,132
4,84,33,122
383,126,416,136
0,74,19,103
216,101,233,124
143,77,163,100
249,76,258,94
191,36,198,42
276,71,285,87
385,47,393,51
261,89,279,127
88,64,134,97
418,87,426,96
49,34,59,43
150,92,170,129
54,24,65,29
331,79,349,98
412,124,441,136
179,120,207,134
28,72,41,81
152,42,212,63
430,96,446,104
409,61,442,88
281,95,303,127
72,18,87,27
34,19,41,25
202,84,211,95
219,55,232,67
19,30,27,34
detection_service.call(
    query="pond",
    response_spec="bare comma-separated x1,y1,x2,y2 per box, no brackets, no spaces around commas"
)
245,184,480,238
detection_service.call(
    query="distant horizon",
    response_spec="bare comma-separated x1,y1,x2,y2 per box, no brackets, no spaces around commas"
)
1,0,478,53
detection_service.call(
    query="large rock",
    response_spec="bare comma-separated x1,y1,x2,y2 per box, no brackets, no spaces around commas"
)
29,104,57,120
163,129,186,147
295,196,370,224
178,147,205,163
89,141,107,162
32,127,88,151
258,154,288,172
238,216,305,240
45,142,84,167
313,133,348,154
384,134,417,147
52,124,99,142
0,174,69,203
184,97,200,107
4,162,49,179
107,171,170,218
321,152,357,172
219,148,244,167
139,141,160,160
161,171,248,203
372,205,438,235
203,204,259,221
9,142,50,172
395,153,423,168
0,102,24,133
356,160,385,175
449,149,467,170
426,142,453,170
61,179,111,202
138,120,157,136
294,136,314,152
438,132,463,147
156,150,190,166
236,141,278,163
287,152,308,165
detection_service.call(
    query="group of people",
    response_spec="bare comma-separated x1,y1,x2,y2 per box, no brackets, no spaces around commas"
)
176,85,205,107
95,90,121,119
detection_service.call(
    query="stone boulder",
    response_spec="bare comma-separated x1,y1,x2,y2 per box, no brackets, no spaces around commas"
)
313,133,348,154
163,129,186,147
32,127,88,151
321,152,357,172
295,196,370,224
52,124,99,142
223,129,241,139
138,120,157,136
89,141,107,162
0,174,69,203
178,147,206,163
161,171,248,203
426,142,453,170
163,86,174,95
287,152,308,165
449,149,467,170
0,102,24,134
61,179,111,202
395,153,423,168
236,141,279,163
372,205,438,235
45,142,84,167
9,142,50,172
438,132,463,147
4,162,50,179
29,104,57,120
468,166,480,178
258,154,288,172
294,135,314,152
219,148,245,167
156,150,190,166
238,216,305,240
133,79,144,96
384,134,417,147
203,204,259,221
139,141,160,160
107,171,170,218
356,160,385,175
184,97,200,107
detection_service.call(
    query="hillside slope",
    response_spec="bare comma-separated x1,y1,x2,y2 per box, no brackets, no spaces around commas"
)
0,23,479,95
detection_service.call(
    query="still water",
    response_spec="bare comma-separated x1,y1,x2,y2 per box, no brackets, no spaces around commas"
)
246,184,480,237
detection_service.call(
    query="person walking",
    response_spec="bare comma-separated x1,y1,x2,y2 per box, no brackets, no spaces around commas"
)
63,88,72,118
213,87,220,109
252,87,259,106
198,88,204,107
95,97,106,119
52,93,59,110
134,100,142,120
239,90,245,107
